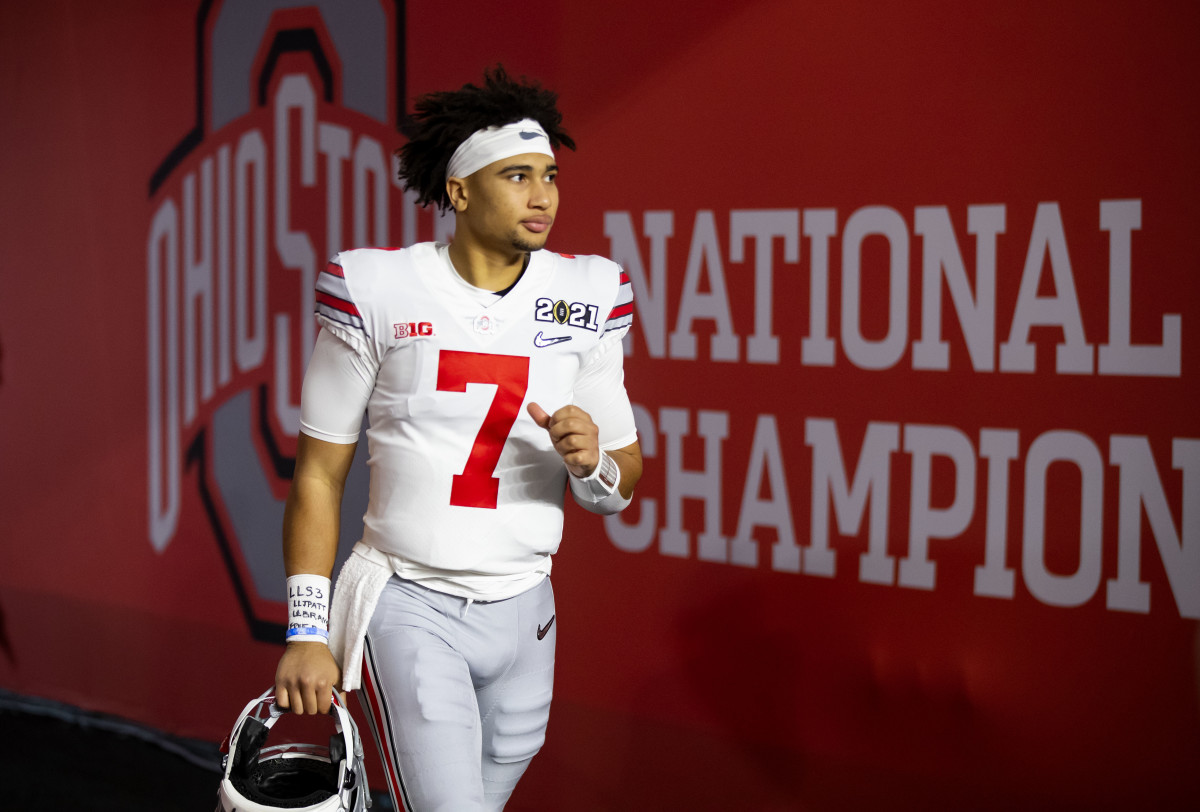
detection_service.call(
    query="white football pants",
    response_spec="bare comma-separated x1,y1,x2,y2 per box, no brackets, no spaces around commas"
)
357,576,556,811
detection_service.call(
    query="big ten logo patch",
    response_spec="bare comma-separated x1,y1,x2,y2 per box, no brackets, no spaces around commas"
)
143,0,445,641
394,321,435,339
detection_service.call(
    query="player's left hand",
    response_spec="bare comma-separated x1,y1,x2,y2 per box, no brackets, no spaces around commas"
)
528,402,600,478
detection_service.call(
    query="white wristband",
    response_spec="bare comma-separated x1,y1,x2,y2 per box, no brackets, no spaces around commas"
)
570,451,620,502
568,451,632,514
286,574,331,645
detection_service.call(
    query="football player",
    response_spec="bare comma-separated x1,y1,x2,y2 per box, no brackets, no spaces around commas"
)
272,66,642,811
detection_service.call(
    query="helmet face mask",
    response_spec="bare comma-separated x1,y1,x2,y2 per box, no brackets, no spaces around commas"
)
216,689,368,812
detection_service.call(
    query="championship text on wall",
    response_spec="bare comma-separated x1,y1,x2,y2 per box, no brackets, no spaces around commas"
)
602,203,1195,619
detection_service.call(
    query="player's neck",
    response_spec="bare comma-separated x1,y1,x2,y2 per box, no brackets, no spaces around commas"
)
446,237,527,292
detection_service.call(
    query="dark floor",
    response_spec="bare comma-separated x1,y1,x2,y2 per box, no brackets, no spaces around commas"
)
0,708,394,811
1,710,223,811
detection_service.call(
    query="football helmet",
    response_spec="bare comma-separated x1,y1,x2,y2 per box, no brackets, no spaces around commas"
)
216,688,368,811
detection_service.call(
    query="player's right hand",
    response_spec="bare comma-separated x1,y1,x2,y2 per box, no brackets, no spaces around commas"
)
274,642,341,715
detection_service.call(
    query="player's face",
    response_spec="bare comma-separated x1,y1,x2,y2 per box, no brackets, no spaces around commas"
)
462,153,559,254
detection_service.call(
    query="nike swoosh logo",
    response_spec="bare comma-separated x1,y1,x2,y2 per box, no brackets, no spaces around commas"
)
533,331,572,348
537,615,555,640
520,130,547,140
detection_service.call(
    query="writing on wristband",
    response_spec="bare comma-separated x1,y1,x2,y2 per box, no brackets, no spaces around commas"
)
286,574,331,644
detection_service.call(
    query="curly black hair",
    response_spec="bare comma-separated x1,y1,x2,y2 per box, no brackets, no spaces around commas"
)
396,65,576,210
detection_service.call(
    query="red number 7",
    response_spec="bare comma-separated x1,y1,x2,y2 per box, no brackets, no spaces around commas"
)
436,350,530,509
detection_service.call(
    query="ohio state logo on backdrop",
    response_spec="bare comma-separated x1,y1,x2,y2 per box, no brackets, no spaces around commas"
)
145,0,440,641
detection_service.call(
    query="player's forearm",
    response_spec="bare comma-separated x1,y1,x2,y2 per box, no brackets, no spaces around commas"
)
283,432,358,576
282,475,344,577
606,442,643,500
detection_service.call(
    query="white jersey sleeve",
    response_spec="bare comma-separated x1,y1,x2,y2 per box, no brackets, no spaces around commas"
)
314,256,372,353
574,265,636,448
299,328,375,444
574,330,637,450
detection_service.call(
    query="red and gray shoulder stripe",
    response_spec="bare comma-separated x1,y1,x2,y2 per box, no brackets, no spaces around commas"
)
603,268,634,334
315,260,365,334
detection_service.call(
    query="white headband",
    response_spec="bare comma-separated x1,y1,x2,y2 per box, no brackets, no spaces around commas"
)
446,118,555,180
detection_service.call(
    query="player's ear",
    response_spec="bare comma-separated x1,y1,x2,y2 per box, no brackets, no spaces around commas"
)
447,176,468,213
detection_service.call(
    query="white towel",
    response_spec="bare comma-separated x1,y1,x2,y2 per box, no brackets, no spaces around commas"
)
329,542,393,691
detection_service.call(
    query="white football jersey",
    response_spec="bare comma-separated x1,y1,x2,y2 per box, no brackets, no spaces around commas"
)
306,243,636,599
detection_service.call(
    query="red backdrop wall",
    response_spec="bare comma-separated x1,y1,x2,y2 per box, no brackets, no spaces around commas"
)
1,1,1197,809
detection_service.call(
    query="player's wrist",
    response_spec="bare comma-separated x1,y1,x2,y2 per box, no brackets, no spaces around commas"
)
286,574,331,646
568,450,633,514
569,450,620,500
